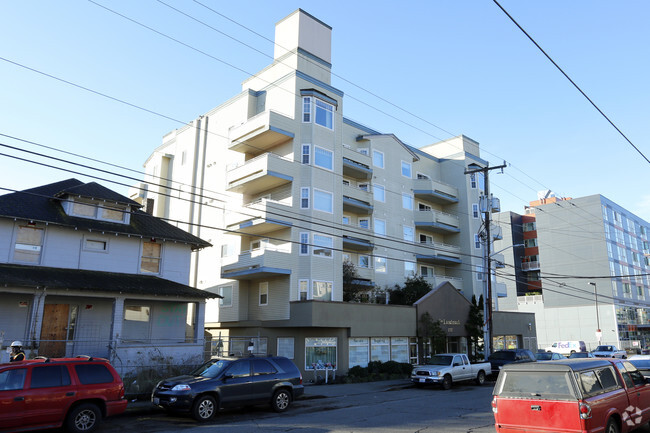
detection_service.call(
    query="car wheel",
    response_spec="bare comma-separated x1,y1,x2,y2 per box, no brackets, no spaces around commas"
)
271,389,291,413
441,374,452,390
192,395,217,422
606,417,620,433
475,370,486,386
65,403,101,433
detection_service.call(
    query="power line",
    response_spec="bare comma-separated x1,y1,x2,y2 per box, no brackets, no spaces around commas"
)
492,0,650,165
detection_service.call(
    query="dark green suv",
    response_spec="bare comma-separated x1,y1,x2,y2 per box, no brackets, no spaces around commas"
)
151,356,304,421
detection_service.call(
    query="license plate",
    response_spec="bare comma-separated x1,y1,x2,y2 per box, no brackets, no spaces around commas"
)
153,397,159,405
419,378,425,383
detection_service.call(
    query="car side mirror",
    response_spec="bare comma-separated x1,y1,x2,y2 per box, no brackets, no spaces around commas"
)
223,373,234,380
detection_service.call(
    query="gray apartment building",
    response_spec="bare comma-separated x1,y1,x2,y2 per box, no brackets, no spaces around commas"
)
137,9,533,375
495,193,650,352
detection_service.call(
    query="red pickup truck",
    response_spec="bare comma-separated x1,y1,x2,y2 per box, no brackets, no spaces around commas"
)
492,358,650,433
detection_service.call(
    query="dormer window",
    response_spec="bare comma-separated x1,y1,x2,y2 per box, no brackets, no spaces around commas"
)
68,198,129,224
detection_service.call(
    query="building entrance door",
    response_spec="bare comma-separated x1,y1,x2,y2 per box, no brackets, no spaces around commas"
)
39,304,75,357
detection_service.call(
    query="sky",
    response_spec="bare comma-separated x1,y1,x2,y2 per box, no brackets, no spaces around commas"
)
1,1,649,222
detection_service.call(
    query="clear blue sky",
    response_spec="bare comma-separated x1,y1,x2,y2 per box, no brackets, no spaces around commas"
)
2,1,649,221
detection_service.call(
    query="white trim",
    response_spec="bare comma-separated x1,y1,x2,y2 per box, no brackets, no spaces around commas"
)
219,285,233,308
301,144,311,164
313,188,333,214
259,282,269,306
373,184,385,203
300,187,310,209
372,150,384,169
402,193,413,210
374,218,386,236
299,232,309,255
314,145,333,171
401,160,412,178
298,279,309,301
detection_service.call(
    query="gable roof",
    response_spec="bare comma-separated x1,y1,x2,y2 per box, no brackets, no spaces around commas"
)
413,281,472,306
0,179,210,249
0,263,219,299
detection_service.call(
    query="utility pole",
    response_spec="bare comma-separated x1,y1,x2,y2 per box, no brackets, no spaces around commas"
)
465,161,506,360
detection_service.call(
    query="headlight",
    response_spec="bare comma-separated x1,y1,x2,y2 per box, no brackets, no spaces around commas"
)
434,371,441,376
171,384,191,392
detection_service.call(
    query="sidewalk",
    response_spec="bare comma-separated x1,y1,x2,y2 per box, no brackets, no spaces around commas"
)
124,379,411,416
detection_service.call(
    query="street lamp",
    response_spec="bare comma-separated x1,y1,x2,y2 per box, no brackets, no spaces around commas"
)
589,282,602,343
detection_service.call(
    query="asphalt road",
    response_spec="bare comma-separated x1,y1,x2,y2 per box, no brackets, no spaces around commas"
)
96,380,498,433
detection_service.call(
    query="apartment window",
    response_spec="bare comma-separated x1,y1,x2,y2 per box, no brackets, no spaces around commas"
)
251,238,268,251
477,265,484,281
141,241,161,274
359,218,369,229
349,338,369,368
302,97,312,122
358,182,369,192
472,203,479,219
72,200,97,218
299,280,309,301
84,238,107,252
14,225,44,263
300,187,310,209
642,226,647,236
527,271,541,282
401,161,412,178
359,255,370,268
301,144,310,164
374,219,386,236
403,226,414,242
342,179,350,187
623,283,632,298
358,148,369,156
638,286,645,298
604,224,611,239
633,252,640,264
342,216,350,225
419,203,432,211
523,222,537,232
602,205,609,221
420,266,433,277
645,257,650,267
373,150,384,168
219,286,233,307
315,99,334,129
420,234,433,244
300,232,309,255
474,234,481,249
373,184,385,202
374,257,387,273
402,194,413,210
259,282,268,306
618,247,627,262
312,281,332,301
314,146,333,170
470,173,477,189
314,189,333,213
615,212,622,224
313,234,333,257
221,243,235,258
524,238,538,248
404,262,416,277
417,173,430,180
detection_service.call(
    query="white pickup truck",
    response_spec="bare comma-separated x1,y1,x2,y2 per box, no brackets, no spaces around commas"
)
410,353,491,390
592,345,627,358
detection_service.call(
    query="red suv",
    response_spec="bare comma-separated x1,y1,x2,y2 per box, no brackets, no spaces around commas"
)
0,356,127,432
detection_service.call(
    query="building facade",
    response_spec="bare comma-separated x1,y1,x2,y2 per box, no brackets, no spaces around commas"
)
495,193,650,352
140,9,501,375
0,179,214,373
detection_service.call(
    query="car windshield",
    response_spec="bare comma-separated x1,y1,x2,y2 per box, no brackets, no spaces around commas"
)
489,351,516,361
570,353,588,358
424,355,453,366
536,352,553,360
190,359,232,378
595,346,613,352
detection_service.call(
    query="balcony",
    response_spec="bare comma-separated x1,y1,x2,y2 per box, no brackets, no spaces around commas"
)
229,111,294,154
342,235,374,252
225,199,293,236
422,275,463,291
342,147,372,179
343,195,373,215
413,178,459,204
522,261,540,271
415,242,462,265
226,153,295,195
221,248,292,280
414,210,460,234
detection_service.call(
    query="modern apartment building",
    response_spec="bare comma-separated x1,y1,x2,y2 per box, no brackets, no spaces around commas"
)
139,9,494,374
495,193,650,351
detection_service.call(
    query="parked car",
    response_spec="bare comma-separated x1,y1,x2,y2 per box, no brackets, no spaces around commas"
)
592,345,627,358
0,356,127,433
535,351,564,361
152,355,304,421
488,349,536,376
569,351,595,359
544,340,587,356
410,353,491,390
492,358,650,433
628,355,650,379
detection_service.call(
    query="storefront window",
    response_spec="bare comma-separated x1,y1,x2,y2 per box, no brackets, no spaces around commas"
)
371,337,390,362
305,337,337,370
348,338,369,368
390,337,409,363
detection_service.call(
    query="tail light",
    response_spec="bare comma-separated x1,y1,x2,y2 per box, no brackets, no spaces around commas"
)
492,396,497,413
299,374,303,385
119,384,125,400
579,402,592,419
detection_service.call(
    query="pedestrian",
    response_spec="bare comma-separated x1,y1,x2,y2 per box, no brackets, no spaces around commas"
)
10,341,25,362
